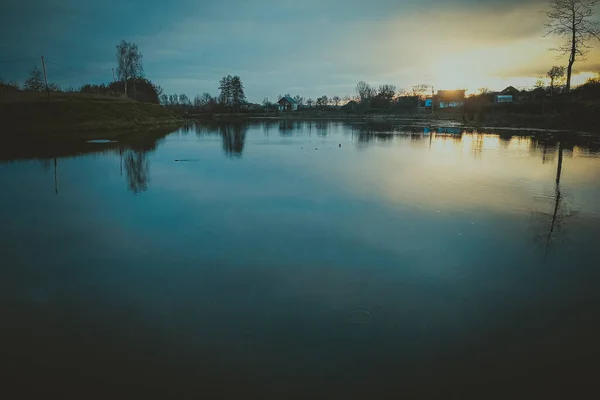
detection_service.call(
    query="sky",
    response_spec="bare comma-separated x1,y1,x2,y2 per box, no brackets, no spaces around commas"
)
1,0,599,102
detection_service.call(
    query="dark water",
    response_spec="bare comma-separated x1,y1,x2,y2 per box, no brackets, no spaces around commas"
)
2,121,600,398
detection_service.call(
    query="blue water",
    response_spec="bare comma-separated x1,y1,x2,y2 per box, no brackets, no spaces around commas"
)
1,121,600,397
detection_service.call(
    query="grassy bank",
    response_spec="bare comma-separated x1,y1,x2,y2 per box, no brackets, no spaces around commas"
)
1,92,184,139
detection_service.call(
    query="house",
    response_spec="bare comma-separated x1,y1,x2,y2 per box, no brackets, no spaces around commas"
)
436,90,465,108
492,86,520,103
277,96,298,112
494,94,513,103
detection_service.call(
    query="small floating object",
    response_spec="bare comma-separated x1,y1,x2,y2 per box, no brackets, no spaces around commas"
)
339,144,341,148
315,148,318,150
87,139,116,144
347,309,373,324
174,159,199,162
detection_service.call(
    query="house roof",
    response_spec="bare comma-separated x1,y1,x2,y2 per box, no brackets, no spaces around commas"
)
278,95,297,104
501,86,520,95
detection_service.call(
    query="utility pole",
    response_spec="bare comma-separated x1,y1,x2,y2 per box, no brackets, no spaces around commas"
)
112,68,116,82
431,85,434,114
41,56,50,100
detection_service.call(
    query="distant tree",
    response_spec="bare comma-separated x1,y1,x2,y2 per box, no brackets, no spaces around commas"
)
203,93,214,104
547,65,566,96
342,95,351,104
0,78,20,91
293,95,304,105
47,82,61,92
159,94,168,105
332,96,341,106
356,81,376,103
411,84,430,100
108,77,162,103
169,93,179,106
545,0,600,91
24,66,45,91
306,98,314,107
535,77,547,89
316,95,328,107
230,75,246,108
478,87,492,95
179,94,190,106
586,72,600,84
219,75,233,106
116,40,143,96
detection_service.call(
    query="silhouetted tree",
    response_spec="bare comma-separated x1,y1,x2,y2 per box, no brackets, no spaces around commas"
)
545,0,600,91
547,65,566,96
24,66,44,91
47,82,61,92
332,96,341,106
179,93,191,106
218,75,233,106
411,84,430,100
108,77,162,103
231,75,246,109
316,95,328,107
116,40,143,96
356,81,376,103
159,94,168,105
306,98,314,107
293,95,304,105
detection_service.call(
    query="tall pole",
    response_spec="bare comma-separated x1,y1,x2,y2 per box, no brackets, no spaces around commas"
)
431,85,434,114
41,56,50,100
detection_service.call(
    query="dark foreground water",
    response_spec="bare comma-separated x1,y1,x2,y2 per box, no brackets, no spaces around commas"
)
2,121,600,398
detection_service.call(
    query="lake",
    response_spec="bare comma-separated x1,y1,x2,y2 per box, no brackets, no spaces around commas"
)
2,120,600,398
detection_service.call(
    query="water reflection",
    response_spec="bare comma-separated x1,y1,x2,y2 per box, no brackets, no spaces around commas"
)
194,121,248,157
2,120,600,396
124,150,150,194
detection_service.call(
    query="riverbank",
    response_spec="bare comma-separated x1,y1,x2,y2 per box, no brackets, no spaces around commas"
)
1,92,184,139
205,102,600,134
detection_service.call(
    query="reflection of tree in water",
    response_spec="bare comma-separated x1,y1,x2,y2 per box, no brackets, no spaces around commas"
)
316,121,328,136
533,141,578,259
124,150,150,194
279,120,294,134
219,123,248,157
191,122,248,156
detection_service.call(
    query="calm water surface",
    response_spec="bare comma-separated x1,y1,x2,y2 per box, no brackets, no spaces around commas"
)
2,121,600,398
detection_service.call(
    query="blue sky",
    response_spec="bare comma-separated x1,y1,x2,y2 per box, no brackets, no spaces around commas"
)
1,0,599,102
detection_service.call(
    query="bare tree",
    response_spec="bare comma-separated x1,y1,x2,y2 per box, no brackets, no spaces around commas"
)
306,98,314,107
411,84,430,100
356,81,376,103
293,95,304,106
179,94,190,106
547,65,566,96
545,0,600,91
116,40,143,96
316,95,328,107
24,66,44,91
378,85,397,102
332,96,341,106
